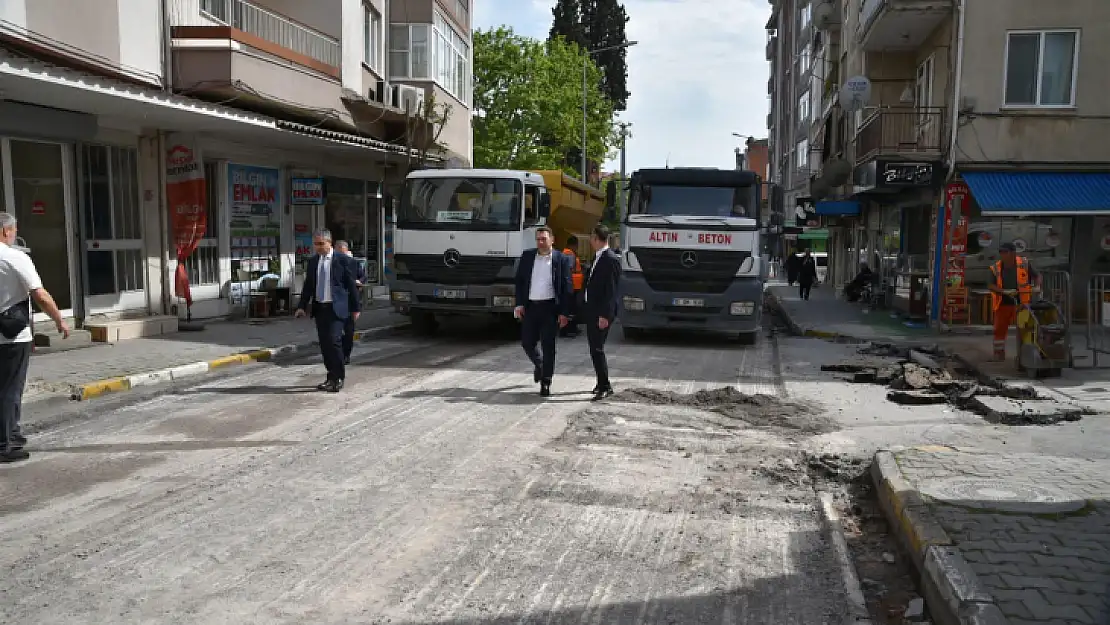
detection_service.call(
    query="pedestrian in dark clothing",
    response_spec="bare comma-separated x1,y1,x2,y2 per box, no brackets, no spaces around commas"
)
798,251,818,301
786,252,802,285
295,229,362,393
335,240,366,365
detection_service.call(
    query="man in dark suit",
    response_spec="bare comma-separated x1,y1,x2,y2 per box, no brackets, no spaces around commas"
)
582,224,622,401
335,240,366,365
295,229,361,392
514,226,574,397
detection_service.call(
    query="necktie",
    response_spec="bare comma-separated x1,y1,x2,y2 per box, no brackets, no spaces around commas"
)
316,255,327,302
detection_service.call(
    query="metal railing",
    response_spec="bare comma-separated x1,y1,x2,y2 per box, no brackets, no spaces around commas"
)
854,106,946,164
1087,274,1110,366
1039,270,1072,323
198,0,341,68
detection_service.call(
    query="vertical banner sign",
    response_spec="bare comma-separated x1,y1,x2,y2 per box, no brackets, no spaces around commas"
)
165,135,208,307
942,182,970,323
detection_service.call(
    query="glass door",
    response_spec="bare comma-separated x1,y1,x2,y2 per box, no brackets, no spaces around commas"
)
292,203,323,296
2,139,76,320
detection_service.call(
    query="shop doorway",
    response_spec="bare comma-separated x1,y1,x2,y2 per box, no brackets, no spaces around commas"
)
292,203,324,296
1,138,76,320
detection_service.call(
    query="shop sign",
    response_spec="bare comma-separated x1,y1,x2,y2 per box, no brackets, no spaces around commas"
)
879,160,939,188
165,134,208,307
291,177,324,205
229,164,281,274
794,197,816,227
940,182,970,323
31,201,45,215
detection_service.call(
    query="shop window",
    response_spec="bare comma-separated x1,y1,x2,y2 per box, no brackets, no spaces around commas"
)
183,162,221,287
81,144,144,297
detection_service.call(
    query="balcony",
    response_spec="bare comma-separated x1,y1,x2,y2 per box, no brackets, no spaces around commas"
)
854,106,946,165
767,75,774,95
168,0,346,117
766,37,777,61
857,0,953,51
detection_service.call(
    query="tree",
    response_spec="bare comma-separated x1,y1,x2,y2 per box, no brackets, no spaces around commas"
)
472,27,616,172
548,0,630,112
405,91,453,170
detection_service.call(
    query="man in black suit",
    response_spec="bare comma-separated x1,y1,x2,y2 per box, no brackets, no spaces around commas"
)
582,224,622,401
514,226,574,397
295,229,361,392
335,240,366,365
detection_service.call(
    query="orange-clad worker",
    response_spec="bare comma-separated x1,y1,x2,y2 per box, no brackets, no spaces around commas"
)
560,235,585,338
987,241,1041,361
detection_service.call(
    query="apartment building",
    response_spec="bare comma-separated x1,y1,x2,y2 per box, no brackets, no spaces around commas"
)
767,0,1110,327
0,0,474,337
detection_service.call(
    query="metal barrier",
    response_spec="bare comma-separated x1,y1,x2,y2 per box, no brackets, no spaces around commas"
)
1039,270,1072,323
1087,273,1110,366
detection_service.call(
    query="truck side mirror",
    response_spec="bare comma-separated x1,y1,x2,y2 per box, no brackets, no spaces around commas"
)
539,194,551,218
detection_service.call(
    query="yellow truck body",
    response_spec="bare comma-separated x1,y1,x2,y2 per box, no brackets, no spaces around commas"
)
532,170,605,257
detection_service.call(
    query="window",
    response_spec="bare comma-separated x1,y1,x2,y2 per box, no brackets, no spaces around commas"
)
1004,30,1078,107
390,24,430,79
796,139,809,170
364,4,383,73
455,0,468,25
182,162,221,287
800,43,811,75
434,10,471,103
798,91,810,123
80,145,144,296
798,1,811,31
916,55,935,126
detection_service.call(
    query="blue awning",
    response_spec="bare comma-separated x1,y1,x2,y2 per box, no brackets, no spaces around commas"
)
814,200,860,215
962,172,1110,215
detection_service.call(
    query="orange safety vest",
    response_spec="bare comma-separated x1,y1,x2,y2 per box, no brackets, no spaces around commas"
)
564,248,584,291
991,257,1032,310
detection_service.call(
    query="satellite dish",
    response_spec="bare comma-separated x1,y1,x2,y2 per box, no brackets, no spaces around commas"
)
824,159,852,186
839,76,872,112
813,2,836,30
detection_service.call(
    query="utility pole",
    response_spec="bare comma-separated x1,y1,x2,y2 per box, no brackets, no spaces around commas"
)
617,122,631,218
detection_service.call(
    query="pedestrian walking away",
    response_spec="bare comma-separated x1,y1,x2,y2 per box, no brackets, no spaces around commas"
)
988,241,1041,361
0,212,69,463
798,250,817,301
335,240,366,365
514,226,573,397
582,224,621,401
295,229,361,392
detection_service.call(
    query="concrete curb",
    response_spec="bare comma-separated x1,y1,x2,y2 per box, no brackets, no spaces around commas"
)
871,451,1010,625
763,290,879,342
70,322,409,401
817,492,872,625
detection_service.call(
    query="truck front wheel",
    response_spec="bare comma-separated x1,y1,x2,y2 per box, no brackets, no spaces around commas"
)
622,326,645,340
412,311,438,336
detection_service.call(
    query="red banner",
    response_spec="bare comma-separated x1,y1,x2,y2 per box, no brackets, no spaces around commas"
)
165,135,207,307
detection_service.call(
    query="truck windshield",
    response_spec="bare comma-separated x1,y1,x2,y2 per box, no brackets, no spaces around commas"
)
399,177,523,231
641,185,757,220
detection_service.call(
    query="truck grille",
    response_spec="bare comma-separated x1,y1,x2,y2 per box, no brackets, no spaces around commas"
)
631,248,750,294
395,254,514,285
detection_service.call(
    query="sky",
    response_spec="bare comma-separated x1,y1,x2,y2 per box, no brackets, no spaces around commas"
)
473,0,772,174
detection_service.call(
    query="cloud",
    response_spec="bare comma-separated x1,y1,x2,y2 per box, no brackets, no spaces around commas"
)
474,0,771,173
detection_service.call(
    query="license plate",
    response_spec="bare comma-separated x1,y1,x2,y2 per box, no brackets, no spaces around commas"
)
434,288,466,299
672,298,705,307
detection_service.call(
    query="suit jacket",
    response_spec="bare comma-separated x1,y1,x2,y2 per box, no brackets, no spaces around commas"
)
515,248,575,317
297,252,362,319
583,248,621,322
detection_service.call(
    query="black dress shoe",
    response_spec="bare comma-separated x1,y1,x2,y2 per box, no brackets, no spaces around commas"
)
317,380,332,391
344,356,351,365
591,387,614,402
534,366,541,383
326,379,344,393
540,383,551,397
0,449,30,463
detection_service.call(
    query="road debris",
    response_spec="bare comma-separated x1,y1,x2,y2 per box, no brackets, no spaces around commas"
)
609,386,836,433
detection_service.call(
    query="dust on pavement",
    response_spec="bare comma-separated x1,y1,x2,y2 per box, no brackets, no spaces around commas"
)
609,386,836,433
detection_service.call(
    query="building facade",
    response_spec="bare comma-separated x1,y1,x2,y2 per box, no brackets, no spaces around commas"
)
766,0,1110,326
0,0,474,337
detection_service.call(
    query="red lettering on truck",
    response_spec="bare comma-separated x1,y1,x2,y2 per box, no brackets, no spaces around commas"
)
697,233,733,244
649,231,678,243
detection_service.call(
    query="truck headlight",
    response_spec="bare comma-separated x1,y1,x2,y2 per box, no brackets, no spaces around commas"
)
622,296,645,312
492,296,515,307
622,251,642,272
392,291,411,302
730,301,755,315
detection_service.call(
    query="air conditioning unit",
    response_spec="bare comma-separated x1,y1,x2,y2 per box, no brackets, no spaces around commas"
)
368,79,385,104
388,83,402,109
399,85,424,115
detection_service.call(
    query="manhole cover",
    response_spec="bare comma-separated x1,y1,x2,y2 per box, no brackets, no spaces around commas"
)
918,477,1086,514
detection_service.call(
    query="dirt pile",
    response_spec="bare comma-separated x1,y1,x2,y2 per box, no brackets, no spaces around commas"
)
610,387,836,433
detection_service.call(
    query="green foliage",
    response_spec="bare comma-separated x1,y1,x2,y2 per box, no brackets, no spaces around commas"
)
473,27,617,172
549,0,630,111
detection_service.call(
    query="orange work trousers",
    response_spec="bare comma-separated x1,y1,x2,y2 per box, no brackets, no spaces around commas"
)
993,304,1017,354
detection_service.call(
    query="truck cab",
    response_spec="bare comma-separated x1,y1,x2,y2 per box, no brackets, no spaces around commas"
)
618,168,766,344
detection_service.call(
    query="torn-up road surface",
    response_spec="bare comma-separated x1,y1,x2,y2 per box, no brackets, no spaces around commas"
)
0,331,850,624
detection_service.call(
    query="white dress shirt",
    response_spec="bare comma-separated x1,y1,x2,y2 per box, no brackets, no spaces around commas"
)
584,246,609,302
528,251,556,301
316,252,333,303
0,242,42,344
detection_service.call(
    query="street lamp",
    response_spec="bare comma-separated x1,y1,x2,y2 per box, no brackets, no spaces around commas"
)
583,40,638,183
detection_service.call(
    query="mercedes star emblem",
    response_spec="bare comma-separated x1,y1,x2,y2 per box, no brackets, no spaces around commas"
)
443,249,461,267
680,251,698,268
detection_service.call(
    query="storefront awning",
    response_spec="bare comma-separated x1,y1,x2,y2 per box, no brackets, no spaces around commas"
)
798,228,829,240
963,171,1110,216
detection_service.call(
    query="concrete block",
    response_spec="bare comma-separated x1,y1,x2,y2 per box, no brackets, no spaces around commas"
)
924,546,994,618
86,315,179,343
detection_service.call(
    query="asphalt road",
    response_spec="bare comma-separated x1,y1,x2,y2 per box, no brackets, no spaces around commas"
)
5,319,1103,623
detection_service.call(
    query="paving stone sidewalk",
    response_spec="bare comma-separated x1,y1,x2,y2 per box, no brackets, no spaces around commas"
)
893,447,1110,624
26,303,406,401
766,282,936,344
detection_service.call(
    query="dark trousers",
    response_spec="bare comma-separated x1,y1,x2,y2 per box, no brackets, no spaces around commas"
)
799,282,813,301
560,291,580,336
342,316,356,360
313,303,346,381
585,314,612,390
0,342,31,453
521,299,559,383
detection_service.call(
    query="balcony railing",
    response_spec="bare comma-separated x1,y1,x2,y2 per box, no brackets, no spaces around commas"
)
178,0,341,68
855,106,946,164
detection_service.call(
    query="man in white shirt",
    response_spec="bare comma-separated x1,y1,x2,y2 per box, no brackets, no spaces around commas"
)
0,212,69,463
514,226,574,397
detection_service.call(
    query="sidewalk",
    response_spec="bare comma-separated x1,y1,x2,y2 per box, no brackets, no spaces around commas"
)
765,282,935,345
873,446,1110,624
26,301,408,403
